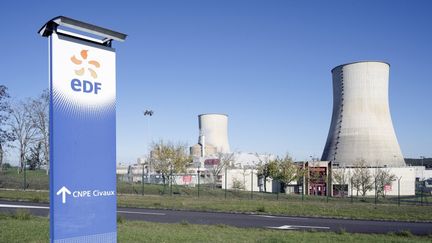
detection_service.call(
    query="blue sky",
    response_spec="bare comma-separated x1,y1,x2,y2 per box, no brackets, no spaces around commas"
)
1,0,431,164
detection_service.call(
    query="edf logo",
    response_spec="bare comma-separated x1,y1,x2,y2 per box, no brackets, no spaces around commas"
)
70,50,102,94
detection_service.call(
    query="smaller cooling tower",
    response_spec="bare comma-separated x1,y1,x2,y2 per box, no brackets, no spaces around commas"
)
198,114,230,154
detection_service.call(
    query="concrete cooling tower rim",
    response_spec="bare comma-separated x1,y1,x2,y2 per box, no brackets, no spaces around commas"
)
331,61,390,73
198,113,229,117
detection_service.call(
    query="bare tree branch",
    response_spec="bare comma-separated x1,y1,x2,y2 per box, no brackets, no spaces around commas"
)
9,100,39,173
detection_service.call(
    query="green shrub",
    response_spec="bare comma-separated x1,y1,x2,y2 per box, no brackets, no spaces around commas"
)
180,220,189,226
395,230,413,237
337,228,347,235
117,215,125,224
257,205,266,212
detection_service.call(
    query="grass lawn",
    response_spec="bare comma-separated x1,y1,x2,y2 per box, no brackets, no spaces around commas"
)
117,194,432,222
1,212,431,243
0,169,48,190
0,189,49,202
1,189,431,222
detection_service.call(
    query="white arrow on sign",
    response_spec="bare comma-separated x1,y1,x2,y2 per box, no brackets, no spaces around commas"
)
56,186,71,204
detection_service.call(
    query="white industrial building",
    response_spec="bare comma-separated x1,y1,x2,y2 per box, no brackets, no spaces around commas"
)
187,152,275,189
192,152,275,168
412,166,432,181
332,166,416,196
231,152,275,168
116,163,129,176
221,168,275,193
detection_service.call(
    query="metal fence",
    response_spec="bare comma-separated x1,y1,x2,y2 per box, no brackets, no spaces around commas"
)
1,167,431,206
115,172,432,206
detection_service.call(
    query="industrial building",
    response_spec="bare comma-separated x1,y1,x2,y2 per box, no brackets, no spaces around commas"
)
221,168,275,193
303,161,415,197
188,113,279,190
115,61,428,198
332,166,416,197
321,61,405,167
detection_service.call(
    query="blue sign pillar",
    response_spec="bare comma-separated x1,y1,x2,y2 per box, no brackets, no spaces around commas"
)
39,16,126,243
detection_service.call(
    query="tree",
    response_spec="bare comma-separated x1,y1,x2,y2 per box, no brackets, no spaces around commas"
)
1,162,12,170
231,177,245,191
26,141,43,170
149,140,192,189
0,85,15,171
272,154,305,194
256,154,277,192
209,152,234,188
10,100,38,173
374,168,396,198
352,160,373,198
333,166,349,197
29,90,49,174
351,173,360,197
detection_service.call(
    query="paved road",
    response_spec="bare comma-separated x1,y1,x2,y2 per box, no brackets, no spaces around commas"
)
1,200,431,235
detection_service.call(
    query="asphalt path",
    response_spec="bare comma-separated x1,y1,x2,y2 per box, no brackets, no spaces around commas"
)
0,200,431,235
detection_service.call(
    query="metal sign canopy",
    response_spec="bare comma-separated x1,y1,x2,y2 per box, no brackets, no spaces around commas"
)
38,16,127,46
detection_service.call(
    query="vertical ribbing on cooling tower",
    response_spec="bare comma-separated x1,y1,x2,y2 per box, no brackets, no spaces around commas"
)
322,68,345,163
333,69,344,162
321,61,405,167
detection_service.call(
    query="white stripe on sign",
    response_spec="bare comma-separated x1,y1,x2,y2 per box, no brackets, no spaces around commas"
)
268,225,330,230
0,204,49,209
117,210,166,216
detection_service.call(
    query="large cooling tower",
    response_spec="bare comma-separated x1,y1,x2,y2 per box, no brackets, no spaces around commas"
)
198,114,230,153
321,61,405,167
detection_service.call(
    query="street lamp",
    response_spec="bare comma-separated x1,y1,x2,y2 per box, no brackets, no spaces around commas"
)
397,176,402,206
420,156,425,181
141,163,145,196
169,162,173,196
225,165,227,199
302,161,305,201
23,160,27,191
143,110,154,116
197,164,201,198
250,169,253,200
143,109,154,150
142,109,154,196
